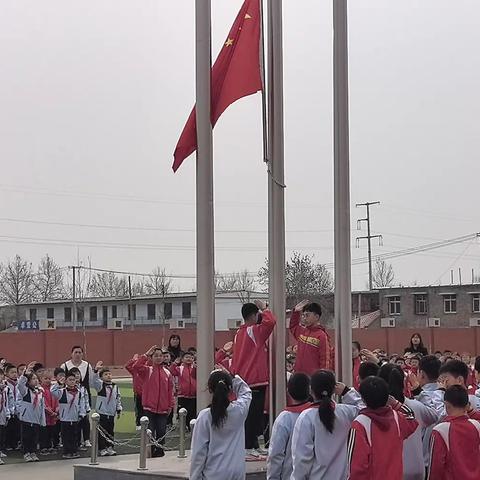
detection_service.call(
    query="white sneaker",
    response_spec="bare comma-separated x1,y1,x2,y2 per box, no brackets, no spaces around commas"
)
135,425,142,431
0,458,4,465
99,449,109,457
84,440,92,448
255,447,268,456
31,453,40,462
107,447,116,456
0,452,6,458
24,453,34,462
245,448,261,459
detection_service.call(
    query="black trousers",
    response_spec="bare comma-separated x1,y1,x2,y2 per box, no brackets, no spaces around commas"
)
0,425,6,452
61,421,79,455
77,415,90,445
134,394,144,427
146,411,167,457
98,415,115,451
21,422,39,455
40,424,60,449
178,397,197,431
245,386,266,449
6,415,20,449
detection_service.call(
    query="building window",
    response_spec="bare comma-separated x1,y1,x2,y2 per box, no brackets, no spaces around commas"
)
132,304,136,320
473,294,480,313
112,305,117,318
444,295,457,314
102,306,108,321
414,295,428,315
164,303,172,320
64,307,72,322
182,302,191,319
45,307,54,319
388,296,401,316
90,306,97,321
29,308,37,321
147,304,156,320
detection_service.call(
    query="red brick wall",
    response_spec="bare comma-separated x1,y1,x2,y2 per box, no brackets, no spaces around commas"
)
1,327,479,367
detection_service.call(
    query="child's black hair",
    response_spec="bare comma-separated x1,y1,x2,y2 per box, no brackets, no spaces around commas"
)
474,356,480,374
4,363,16,373
182,351,194,359
69,367,81,376
99,368,111,378
303,302,322,317
310,370,335,433
287,373,310,402
358,362,380,381
53,367,65,377
359,376,389,409
439,360,469,383
378,363,405,403
32,362,44,373
208,371,233,428
66,371,77,379
241,303,259,320
444,385,468,409
419,355,441,382
24,372,38,390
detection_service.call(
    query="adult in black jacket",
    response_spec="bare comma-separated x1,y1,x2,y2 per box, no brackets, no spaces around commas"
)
404,333,428,356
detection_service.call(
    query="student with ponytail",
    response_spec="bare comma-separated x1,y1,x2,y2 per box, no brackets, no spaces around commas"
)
190,366,252,480
378,363,438,480
291,370,363,479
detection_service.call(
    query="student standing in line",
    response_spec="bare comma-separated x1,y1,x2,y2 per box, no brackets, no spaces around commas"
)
0,368,14,464
17,362,46,462
428,385,480,480
4,363,20,451
290,370,364,480
267,373,311,480
347,376,418,480
190,367,252,480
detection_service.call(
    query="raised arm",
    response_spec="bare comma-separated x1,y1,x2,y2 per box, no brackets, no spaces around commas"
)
254,308,277,345
91,361,104,392
289,300,309,340
231,375,252,417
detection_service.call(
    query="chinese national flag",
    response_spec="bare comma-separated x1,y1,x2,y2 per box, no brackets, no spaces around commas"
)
172,0,263,172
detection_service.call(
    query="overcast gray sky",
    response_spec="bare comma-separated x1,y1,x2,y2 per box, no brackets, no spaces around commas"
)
0,0,479,292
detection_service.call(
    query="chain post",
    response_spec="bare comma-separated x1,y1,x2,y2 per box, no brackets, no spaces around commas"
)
178,408,187,458
89,413,100,465
138,416,150,471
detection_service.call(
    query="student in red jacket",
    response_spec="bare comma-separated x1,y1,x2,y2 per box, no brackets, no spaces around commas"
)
130,346,174,457
231,300,275,459
170,351,197,431
429,385,480,480
289,300,334,375
125,354,151,428
348,376,418,480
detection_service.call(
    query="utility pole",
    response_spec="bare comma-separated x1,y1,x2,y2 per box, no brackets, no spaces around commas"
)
72,266,77,332
356,201,382,290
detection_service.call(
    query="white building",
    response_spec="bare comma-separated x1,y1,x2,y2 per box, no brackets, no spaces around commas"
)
14,291,267,332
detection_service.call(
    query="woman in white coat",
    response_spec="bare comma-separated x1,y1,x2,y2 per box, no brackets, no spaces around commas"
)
378,363,439,480
190,366,252,480
291,370,364,480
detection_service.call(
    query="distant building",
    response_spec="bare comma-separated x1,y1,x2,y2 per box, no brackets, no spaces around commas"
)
1,291,267,332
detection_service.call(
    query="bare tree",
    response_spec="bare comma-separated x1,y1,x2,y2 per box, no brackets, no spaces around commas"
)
0,255,35,305
372,258,395,288
145,267,172,296
216,269,256,303
90,272,128,297
258,251,333,304
34,254,65,301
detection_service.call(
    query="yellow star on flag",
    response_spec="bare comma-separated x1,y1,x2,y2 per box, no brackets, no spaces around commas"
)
245,13,252,19
225,38,234,47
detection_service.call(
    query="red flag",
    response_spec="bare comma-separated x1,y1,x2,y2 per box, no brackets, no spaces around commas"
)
173,0,263,172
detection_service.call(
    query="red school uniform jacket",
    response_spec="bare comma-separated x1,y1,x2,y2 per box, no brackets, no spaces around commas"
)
125,356,151,396
289,310,335,375
43,385,59,426
131,355,174,414
214,349,233,373
348,404,418,480
428,415,480,480
231,309,276,387
169,363,196,398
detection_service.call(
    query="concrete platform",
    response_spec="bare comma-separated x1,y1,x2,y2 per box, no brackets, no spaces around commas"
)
74,451,267,480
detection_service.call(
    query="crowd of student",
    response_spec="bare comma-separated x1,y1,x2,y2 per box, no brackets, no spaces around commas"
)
0,346,122,464
2,298,480,479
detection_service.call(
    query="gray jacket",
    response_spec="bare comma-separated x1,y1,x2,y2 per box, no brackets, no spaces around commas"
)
92,373,122,417
0,382,14,426
51,383,86,422
16,375,46,426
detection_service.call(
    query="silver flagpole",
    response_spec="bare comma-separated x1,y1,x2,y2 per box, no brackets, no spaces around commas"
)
333,0,353,385
267,0,286,419
195,0,215,410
